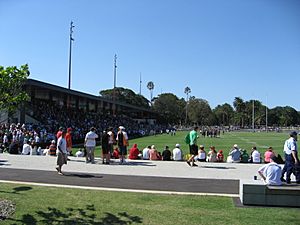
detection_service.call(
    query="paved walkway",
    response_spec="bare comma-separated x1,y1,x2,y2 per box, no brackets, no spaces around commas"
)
0,154,264,196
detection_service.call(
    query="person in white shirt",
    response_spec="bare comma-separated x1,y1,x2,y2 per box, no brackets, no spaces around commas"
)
56,130,68,175
21,140,32,155
142,146,151,160
84,127,99,164
258,155,282,186
251,146,261,163
172,143,183,161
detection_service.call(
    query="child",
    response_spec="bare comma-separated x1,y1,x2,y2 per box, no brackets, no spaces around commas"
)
217,150,224,162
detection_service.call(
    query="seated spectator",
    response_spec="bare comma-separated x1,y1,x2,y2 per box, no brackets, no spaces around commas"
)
216,150,224,162
21,140,32,155
9,140,19,154
240,149,249,163
142,145,151,160
75,149,84,157
227,144,241,163
250,146,261,163
48,140,57,156
129,143,140,160
162,145,172,161
112,147,120,159
149,145,160,160
172,143,183,161
258,155,282,186
264,147,275,163
207,146,217,162
197,145,206,162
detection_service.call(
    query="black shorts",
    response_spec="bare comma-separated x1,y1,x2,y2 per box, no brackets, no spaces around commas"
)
189,144,198,155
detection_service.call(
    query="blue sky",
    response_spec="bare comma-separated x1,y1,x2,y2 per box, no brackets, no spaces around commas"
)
1,0,300,110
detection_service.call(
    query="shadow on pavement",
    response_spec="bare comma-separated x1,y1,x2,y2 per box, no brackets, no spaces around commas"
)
200,166,236,169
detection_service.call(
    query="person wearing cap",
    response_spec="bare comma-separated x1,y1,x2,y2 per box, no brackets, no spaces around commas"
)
258,155,282,186
227,144,241,163
84,127,99,164
56,130,68,175
216,150,224,162
49,140,57,156
56,126,64,139
116,126,129,164
172,143,183,161
281,131,300,184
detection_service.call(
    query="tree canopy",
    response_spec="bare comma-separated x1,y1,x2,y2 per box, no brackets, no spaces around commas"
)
0,64,29,113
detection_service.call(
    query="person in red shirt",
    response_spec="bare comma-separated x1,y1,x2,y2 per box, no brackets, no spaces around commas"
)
56,127,64,139
65,128,73,156
129,143,140,160
217,150,224,162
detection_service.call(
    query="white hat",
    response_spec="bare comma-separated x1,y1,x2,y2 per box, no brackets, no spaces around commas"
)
175,143,180,148
151,145,155,149
233,144,238,148
119,126,125,130
51,140,56,144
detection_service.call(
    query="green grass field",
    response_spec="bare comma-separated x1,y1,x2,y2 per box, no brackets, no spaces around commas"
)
91,131,288,158
1,183,299,225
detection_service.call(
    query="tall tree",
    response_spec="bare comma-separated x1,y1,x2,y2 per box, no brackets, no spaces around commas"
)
233,97,246,127
0,64,29,114
213,103,234,126
188,97,212,125
147,81,154,104
152,93,184,124
100,87,149,108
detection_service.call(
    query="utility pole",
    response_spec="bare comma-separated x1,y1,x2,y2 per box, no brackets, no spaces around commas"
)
68,21,75,90
252,100,255,132
113,54,117,115
266,96,268,132
139,72,142,95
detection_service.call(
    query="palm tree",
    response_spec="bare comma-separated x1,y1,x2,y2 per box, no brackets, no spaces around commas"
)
184,86,191,125
147,81,154,104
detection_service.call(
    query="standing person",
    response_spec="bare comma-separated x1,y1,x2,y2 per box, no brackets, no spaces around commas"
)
258,155,282,186
65,128,73,157
107,127,115,160
56,130,68,175
101,129,110,164
281,131,300,184
186,126,199,167
84,127,98,164
56,126,64,139
116,126,128,164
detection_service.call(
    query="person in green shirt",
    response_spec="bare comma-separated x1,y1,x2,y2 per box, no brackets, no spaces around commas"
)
187,126,199,167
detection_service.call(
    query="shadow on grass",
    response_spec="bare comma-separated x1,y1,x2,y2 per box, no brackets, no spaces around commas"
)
7,204,142,224
0,186,32,195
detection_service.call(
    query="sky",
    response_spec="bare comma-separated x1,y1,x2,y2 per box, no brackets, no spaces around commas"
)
1,0,300,110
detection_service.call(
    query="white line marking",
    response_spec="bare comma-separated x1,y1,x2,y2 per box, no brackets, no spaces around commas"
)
0,180,239,198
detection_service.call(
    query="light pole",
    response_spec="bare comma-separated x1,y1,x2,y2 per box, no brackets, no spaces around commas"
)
147,81,154,105
113,54,117,115
68,21,75,90
184,87,191,126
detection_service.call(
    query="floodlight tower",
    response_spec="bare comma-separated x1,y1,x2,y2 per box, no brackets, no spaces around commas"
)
68,21,75,89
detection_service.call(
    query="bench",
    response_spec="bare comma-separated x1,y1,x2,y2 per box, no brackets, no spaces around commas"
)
240,179,300,207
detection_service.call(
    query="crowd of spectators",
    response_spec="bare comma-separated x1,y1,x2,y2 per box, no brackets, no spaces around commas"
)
0,100,166,154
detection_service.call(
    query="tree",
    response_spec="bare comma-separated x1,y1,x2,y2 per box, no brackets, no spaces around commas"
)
0,64,29,114
213,103,234,126
188,97,212,125
233,97,246,127
147,81,154,104
100,87,149,108
152,93,184,124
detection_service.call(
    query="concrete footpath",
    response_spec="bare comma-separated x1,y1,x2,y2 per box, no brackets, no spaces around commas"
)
0,154,263,197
